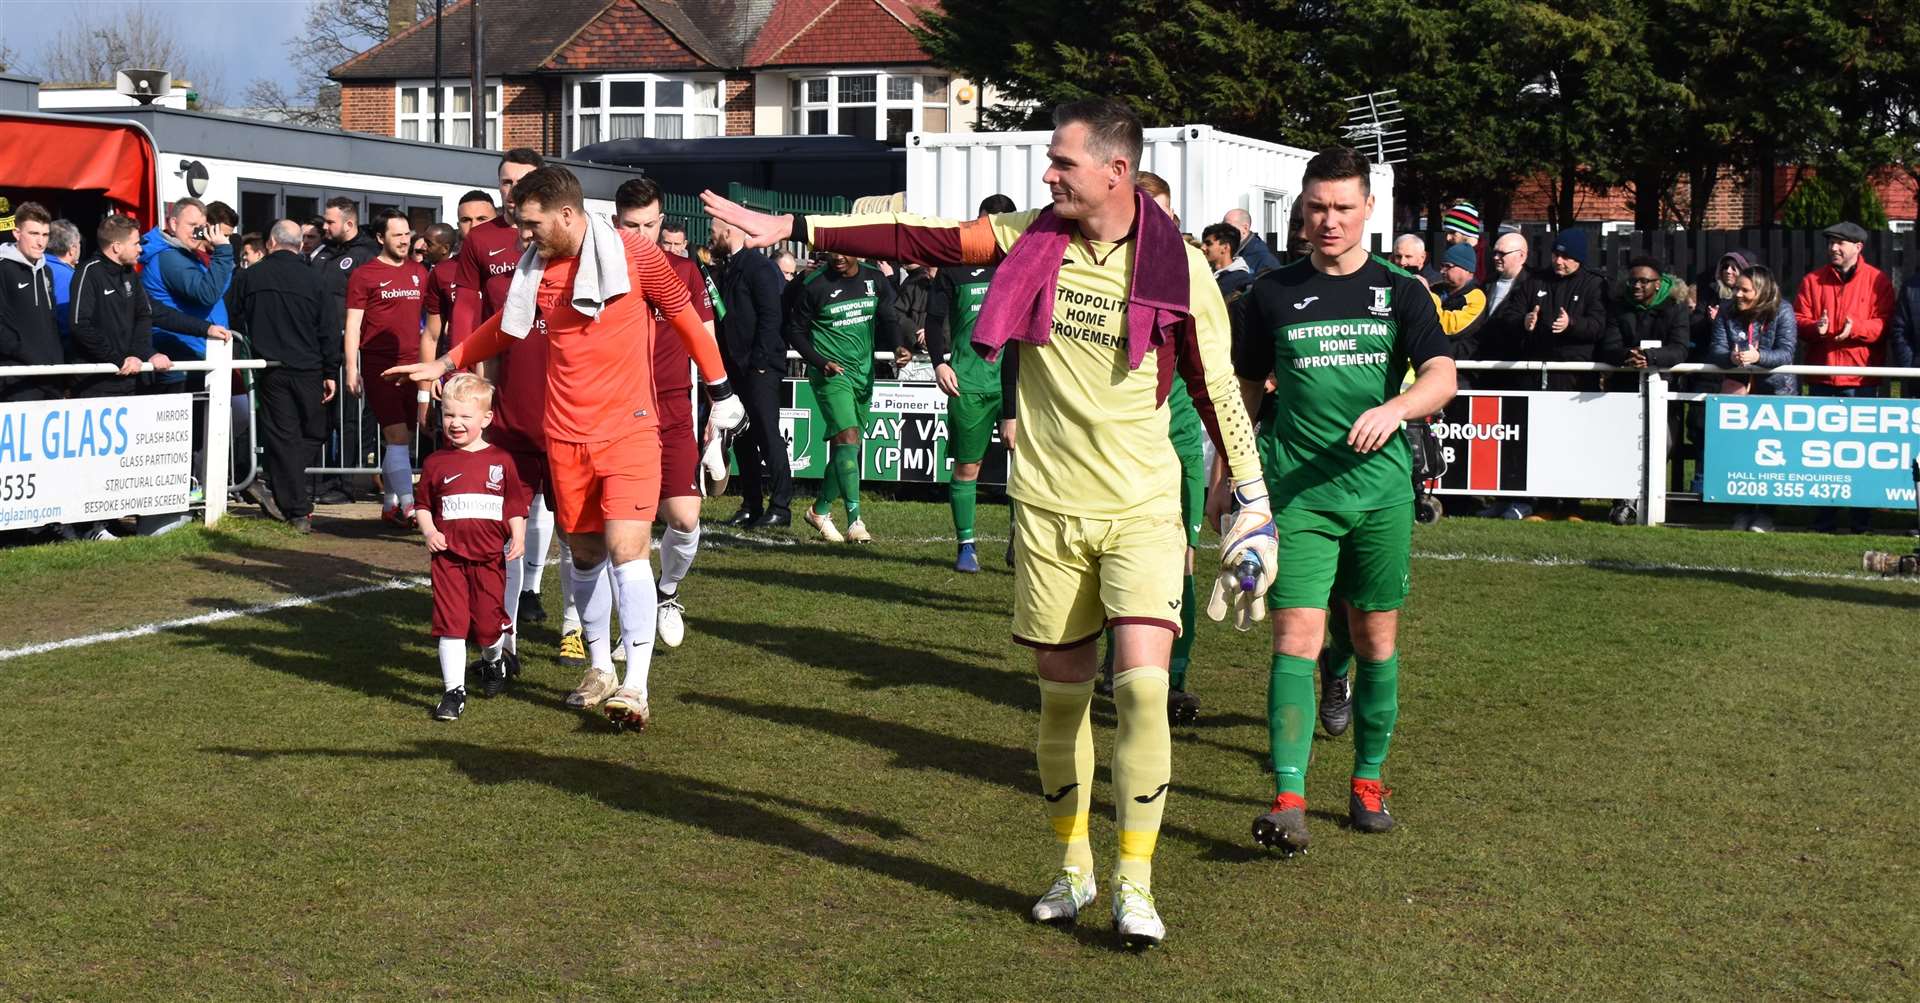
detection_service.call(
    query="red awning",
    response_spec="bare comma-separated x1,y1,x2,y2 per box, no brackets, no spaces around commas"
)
0,113,160,229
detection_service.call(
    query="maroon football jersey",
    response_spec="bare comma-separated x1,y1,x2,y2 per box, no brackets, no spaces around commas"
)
345,257,427,360
452,214,547,453
426,256,459,320
653,251,715,393
417,443,531,562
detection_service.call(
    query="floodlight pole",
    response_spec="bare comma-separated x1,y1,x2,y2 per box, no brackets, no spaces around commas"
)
469,0,485,149
432,0,443,144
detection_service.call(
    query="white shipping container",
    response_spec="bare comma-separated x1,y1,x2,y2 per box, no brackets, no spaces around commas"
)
906,124,1395,251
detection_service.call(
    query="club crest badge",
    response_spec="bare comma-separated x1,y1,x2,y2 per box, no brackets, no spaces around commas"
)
1369,286,1392,316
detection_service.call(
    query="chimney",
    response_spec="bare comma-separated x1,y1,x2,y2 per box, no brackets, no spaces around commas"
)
387,0,413,39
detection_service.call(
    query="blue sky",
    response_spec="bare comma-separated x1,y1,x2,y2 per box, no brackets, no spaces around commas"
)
2,0,313,98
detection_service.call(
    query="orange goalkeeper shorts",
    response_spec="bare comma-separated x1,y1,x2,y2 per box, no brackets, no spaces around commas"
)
547,427,662,533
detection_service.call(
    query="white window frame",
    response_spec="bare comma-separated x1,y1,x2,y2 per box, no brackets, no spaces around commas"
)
566,73,724,148
788,70,948,143
395,79,502,149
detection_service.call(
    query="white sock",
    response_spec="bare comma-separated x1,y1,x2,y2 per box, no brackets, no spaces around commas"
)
437,637,465,692
382,444,413,509
658,525,699,595
611,559,657,697
524,495,554,594
504,546,525,639
559,535,581,631
567,558,612,670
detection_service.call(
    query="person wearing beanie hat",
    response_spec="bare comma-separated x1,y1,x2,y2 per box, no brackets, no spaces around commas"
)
1442,202,1482,246
1433,242,1487,365
1550,228,1589,266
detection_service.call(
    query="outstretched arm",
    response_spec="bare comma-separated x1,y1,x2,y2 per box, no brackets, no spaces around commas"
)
700,189,1014,268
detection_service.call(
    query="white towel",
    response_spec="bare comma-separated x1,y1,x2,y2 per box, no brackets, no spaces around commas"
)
499,212,631,339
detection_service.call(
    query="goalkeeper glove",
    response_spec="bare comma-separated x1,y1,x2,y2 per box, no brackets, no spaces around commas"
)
706,379,746,434
1207,478,1278,632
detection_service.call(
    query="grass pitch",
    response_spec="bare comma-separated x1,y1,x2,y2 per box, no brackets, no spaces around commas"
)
1,499,1916,1001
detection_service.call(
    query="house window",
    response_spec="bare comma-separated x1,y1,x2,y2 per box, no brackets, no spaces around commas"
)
790,71,949,144
395,81,501,148
568,75,722,149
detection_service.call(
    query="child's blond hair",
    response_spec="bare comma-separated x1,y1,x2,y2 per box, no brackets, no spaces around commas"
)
441,372,495,409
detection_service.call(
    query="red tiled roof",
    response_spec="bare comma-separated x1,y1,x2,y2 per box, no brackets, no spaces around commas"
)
544,2,712,72
756,0,934,67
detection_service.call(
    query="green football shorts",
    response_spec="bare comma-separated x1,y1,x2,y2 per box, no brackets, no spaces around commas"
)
1265,502,1414,612
811,371,872,439
947,391,1001,465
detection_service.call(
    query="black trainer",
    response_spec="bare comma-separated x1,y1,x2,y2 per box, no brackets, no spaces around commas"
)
1349,779,1396,833
1252,794,1311,853
1318,651,1352,736
479,656,508,698
502,648,522,680
517,590,546,624
1167,687,1200,725
432,687,467,721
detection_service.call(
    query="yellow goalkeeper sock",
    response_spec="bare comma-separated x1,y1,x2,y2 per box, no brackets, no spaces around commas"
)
1111,665,1171,888
1035,677,1095,875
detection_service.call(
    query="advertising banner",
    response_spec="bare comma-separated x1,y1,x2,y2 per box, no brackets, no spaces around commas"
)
0,394,193,530
772,378,1008,485
1703,395,1920,508
1426,391,1643,499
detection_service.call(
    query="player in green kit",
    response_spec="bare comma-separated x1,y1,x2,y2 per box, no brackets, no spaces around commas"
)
1220,147,1456,853
928,193,1018,572
787,252,906,543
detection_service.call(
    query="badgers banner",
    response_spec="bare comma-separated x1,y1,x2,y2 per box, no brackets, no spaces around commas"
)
0,393,193,530
761,379,1009,485
1702,395,1920,508
1425,391,1642,499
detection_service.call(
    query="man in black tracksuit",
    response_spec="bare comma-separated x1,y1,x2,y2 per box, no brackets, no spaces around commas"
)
712,217,794,527
1490,228,1610,391
231,221,339,529
0,203,64,402
309,197,380,504
68,215,213,399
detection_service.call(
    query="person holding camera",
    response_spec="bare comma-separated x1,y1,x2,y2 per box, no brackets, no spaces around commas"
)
139,197,236,502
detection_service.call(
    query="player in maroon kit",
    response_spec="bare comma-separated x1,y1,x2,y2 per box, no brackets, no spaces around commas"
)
417,222,461,428
345,209,431,525
416,373,530,719
612,177,715,652
450,148,565,673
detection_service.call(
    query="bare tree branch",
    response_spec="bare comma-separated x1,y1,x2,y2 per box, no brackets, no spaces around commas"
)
246,1,431,128
33,4,227,106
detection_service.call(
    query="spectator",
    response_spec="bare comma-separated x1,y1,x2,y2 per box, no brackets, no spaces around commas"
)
1391,233,1428,273
1200,222,1254,299
310,196,380,505
771,247,798,283
660,221,690,259
138,197,236,504
1434,243,1486,362
891,262,937,358
1442,201,1481,247
1794,221,1896,534
1484,231,1528,314
409,233,429,263
712,216,794,527
299,218,324,260
68,213,207,399
1891,260,1920,383
1691,250,1754,358
1222,208,1282,273
227,220,337,533
1602,255,1691,524
455,190,495,236
1712,264,1798,533
45,218,81,347
237,232,267,267
1517,229,1608,387
205,201,239,235
0,202,63,402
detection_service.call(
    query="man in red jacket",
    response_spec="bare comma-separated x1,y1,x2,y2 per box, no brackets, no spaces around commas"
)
1793,221,1896,534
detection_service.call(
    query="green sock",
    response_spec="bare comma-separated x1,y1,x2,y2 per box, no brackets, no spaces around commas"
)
1323,605,1354,678
831,443,861,522
1169,573,1197,690
812,451,841,517
1268,654,1317,796
949,478,978,544
1351,653,1400,780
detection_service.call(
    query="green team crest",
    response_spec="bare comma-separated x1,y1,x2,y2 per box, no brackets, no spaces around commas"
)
1369,286,1392,316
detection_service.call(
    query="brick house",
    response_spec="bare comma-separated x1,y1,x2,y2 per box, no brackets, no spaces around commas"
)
331,0,984,157
1507,165,1919,228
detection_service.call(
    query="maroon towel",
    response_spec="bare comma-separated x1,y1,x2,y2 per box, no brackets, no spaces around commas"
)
971,189,1192,372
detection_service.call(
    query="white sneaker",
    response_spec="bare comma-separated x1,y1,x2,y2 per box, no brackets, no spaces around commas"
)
804,508,844,542
1111,876,1165,948
1748,512,1774,533
87,525,119,541
1029,866,1096,925
566,668,618,709
845,519,872,544
604,686,651,731
657,592,685,648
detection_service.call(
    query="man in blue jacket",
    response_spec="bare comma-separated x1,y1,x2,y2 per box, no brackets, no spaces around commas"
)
46,219,81,347
141,198,236,501
1223,208,1283,273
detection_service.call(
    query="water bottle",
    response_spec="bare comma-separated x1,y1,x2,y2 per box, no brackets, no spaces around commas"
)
1235,551,1263,593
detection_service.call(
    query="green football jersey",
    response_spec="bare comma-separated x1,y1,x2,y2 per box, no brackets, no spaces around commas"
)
937,263,1002,394
1231,256,1450,511
794,263,892,377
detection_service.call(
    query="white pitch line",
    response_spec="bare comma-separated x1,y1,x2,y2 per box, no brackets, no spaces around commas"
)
0,576,429,663
1408,550,1916,585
